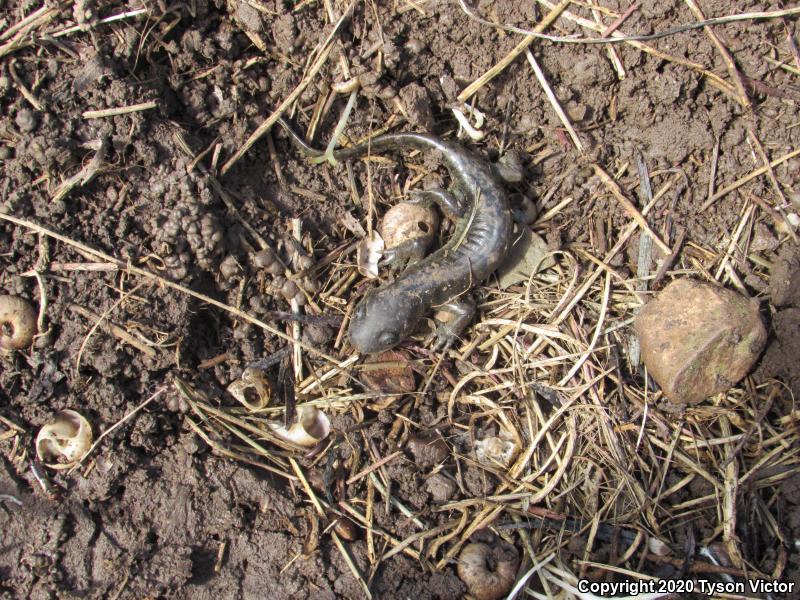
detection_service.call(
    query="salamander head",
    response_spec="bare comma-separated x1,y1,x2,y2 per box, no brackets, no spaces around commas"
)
348,291,422,354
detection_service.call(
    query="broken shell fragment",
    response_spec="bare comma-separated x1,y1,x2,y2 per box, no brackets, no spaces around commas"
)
0,295,37,351
474,430,520,468
35,410,93,469
457,533,519,600
267,405,330,447
356,231,384,279
379,202,438,253
228,367,272,411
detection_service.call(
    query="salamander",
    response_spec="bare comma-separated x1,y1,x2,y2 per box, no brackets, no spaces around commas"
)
278,120,513,354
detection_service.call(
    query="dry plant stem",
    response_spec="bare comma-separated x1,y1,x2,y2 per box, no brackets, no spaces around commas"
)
69,303,156,358
462,0,800,46
337,500,422,561
0,213,347,367
290,458,372,598
591,4,626,79
683,0,750,107
550,174,679,342
381,519,459,561
714,201,754,280
457,0,570,102
184,417,296,479
702,149,800,211
1,4,51,41
720,415,744,568
346,450,402,485
643,554,757,577
53,136,109,202
82,101,157,119
0,414,25,433
525,49,584,152
174,132,272,251
592,164,671,254
747,130,798,242
221,2,354,174
0,7,149,58
601,3,639,37
291,220,304,383
67,386,167,474
707,137,720,205
8,61,42,110
74,281,147,375
534,0,737,100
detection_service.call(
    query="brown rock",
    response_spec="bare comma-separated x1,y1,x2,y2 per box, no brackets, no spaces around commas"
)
634,279,767,404
425,472,457,502
407,431,449,468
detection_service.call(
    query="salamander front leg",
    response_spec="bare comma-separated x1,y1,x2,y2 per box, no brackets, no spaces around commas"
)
381,238,428,271
410,188,467,220
432,297,476,350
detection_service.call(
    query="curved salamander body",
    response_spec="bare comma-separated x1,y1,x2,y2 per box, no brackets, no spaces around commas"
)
335,134,513,354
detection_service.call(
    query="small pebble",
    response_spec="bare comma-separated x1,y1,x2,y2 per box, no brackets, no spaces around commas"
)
634,279,767,404
407,431,449,469
425,472,457,502
280,279,298,299
15,108,38,132
252,248,276,269
219,255,240,279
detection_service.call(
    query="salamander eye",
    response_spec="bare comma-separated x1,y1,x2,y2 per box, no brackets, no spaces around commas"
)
378,332,399,347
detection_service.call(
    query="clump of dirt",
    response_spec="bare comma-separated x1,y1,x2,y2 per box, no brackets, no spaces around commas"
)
2,0,800,597
758,245,800,397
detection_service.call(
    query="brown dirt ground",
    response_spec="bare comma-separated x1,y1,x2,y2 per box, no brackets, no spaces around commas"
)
2,0,800,598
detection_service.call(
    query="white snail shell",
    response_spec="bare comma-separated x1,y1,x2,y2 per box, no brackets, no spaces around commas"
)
35,410,93,469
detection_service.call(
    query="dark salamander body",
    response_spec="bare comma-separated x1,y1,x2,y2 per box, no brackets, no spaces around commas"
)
334,134,513,354
277,120,513,354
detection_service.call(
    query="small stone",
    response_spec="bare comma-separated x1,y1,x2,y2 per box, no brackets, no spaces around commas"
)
407,430,449,468
566,101,588,122
494,150,525,184
219,255,240,279
252,248,276,269
634,279,767,404
750,223,778,253
15,108,38,132
280,279,298,299
425,472,457,502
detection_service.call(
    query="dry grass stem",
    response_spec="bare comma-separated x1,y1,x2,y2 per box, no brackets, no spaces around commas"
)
592,164,671,254
221,2,355,174
456,0,570,103
700,146,800,210
525,49,584,153
82,101,157,119
69,303,157,359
